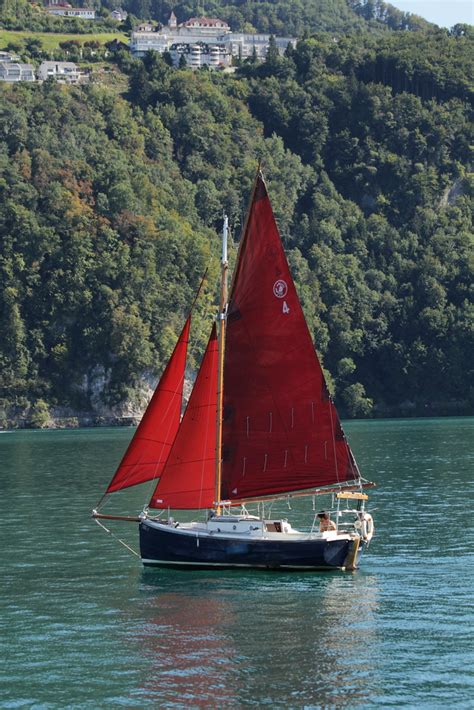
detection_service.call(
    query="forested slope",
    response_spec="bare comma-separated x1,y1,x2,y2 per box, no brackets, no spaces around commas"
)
1,0,433,35
0,27,472,426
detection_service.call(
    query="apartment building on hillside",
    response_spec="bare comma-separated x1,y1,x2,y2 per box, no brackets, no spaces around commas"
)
130,13,296,68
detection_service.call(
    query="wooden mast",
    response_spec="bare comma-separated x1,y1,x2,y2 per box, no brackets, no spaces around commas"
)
214,215,228,514
214,165,262,512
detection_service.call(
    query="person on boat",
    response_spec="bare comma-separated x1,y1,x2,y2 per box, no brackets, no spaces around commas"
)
318,512,337,532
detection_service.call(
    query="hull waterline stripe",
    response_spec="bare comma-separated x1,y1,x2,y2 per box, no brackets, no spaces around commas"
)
141,559,344,570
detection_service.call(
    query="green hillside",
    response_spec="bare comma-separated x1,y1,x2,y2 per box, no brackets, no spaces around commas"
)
0,30,128,51
1,0,434,35
0,8,472,426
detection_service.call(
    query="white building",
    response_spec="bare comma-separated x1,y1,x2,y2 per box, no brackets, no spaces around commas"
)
47,5,96,19
170,42,231,69
0,51,21,63
130,14,296,64
130,32,170,56
111,8,127,22
226,33,295,59
136,22,155,32
38,61,80,83
168,11,177,29
0,62,35,82
179,17,230,36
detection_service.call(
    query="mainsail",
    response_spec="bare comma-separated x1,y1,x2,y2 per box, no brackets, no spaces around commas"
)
149,325,218,510
106,317,191,493
221,176,359,501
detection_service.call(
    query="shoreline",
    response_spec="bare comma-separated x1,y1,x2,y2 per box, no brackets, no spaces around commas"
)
1,402,471,431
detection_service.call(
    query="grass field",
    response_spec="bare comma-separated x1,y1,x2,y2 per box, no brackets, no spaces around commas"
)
0,30,128,51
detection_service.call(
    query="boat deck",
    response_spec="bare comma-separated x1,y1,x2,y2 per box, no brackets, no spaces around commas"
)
145,516,352,542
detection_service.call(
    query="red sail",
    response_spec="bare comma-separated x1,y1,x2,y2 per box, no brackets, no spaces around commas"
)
106,317,191,494
221,176,358,501
149,325,218,510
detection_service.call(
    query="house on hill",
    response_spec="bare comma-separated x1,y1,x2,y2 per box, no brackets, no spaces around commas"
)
38,61,80,83
0,51,21,63
111,8,127,22
136,22,155,32
46,2,96,19
0,62,35,82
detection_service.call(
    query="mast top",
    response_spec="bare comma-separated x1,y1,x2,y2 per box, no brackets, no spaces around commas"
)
222,214,228,266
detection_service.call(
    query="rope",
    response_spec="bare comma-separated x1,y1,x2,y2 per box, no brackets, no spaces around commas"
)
329,400,340,484
94,518,141,558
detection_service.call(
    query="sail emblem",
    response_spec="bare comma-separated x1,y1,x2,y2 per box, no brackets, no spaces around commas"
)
273,279,288,298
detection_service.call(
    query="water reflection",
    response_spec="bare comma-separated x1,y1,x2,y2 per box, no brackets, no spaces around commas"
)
134,581,239,705
131,570,381,707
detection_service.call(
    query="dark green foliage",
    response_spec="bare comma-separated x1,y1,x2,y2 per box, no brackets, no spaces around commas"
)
121,0,365,35
28,398,51,428
0,0,436,36
0,16,472,420
239,33,473,415
0,81,218,410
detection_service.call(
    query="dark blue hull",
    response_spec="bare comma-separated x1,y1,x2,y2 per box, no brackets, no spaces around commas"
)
139,521,361,570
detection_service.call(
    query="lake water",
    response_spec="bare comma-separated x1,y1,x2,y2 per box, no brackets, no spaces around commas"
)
1,418,473,708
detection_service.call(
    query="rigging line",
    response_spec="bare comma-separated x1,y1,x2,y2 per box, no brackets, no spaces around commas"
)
94,518,141,558
228,164,261,300
191,266,210,309
328,401,340,484
215,217,229,512
348,439,363,483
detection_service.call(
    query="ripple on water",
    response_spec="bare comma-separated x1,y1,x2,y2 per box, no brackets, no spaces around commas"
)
1,420,473,708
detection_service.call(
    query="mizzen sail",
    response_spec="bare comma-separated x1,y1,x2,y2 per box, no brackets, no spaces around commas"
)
221,175,358,502
106,317,191,494
149,325,218,510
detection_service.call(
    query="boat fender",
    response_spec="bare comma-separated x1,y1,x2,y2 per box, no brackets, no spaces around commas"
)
360,513,374,543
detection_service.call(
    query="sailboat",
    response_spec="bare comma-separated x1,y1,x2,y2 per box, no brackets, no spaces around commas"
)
93,172,375,571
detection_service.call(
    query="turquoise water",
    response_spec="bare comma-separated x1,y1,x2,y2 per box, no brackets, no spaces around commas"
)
1,418,473,708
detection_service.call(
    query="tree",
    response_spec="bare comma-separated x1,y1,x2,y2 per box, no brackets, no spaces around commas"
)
342,383,373,417
29,399,51,428
265,35,280,68
24,36,43,58
162,50,173,67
